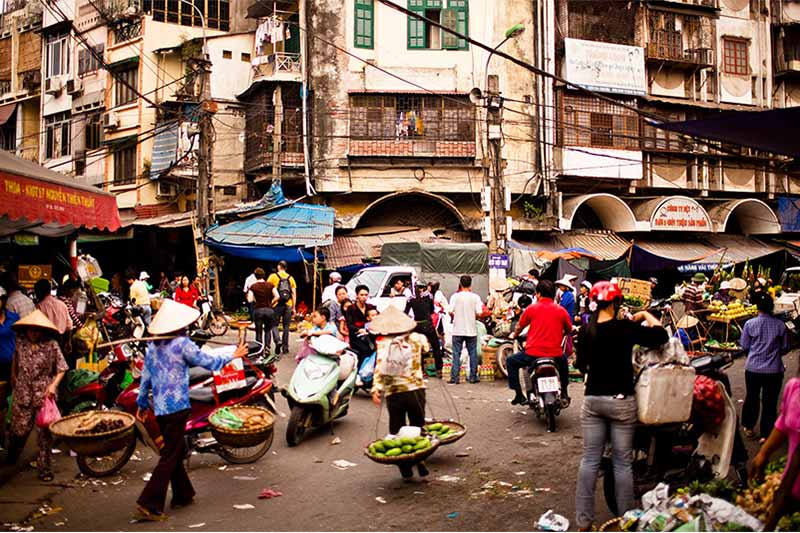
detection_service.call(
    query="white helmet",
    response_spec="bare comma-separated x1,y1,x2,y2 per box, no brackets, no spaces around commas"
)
139,271,150,280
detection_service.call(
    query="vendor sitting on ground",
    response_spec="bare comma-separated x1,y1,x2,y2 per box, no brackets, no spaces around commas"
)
713,281,734,305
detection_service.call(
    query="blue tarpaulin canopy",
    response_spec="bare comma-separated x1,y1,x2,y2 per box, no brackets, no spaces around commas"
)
206,202,335,263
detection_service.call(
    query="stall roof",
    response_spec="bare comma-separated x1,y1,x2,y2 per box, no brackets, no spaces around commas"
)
206,203,334,248
0,150,121,236
513,231,631,261
323,228,437,269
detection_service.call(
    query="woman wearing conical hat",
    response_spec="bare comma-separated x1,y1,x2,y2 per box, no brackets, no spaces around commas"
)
6,310,68,482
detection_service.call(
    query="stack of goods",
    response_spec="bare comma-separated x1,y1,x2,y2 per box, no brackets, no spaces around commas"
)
691,375,725,427
708,300,757,321
210,406,271,431
424,421,466,444
441,362,467,380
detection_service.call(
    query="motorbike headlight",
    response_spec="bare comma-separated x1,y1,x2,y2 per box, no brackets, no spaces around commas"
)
303,362,327,380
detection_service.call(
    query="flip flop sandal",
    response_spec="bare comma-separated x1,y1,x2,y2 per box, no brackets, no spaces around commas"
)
38,471,54,482
132,505,168,522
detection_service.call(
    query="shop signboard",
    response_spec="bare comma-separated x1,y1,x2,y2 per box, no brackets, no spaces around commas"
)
564,38,646,96
18,264,52,289
488,254,510,269
651,197,712,231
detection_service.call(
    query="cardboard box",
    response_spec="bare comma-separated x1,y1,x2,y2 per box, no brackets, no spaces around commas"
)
214,358,247,393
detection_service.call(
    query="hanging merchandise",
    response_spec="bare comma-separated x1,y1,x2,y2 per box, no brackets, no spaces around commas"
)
271,16,286,44
255,19,270,53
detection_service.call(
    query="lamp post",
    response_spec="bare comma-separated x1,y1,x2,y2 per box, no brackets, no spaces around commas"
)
479,24,525,257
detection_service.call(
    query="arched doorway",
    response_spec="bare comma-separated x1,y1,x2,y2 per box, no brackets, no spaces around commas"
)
356,191,466,231
561,193,640,232
707,199,780,234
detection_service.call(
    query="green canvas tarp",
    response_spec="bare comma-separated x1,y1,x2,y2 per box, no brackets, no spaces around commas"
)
381,242,488,273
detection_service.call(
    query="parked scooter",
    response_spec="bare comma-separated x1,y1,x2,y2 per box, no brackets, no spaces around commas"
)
196,297,229,336
74,342,273,477
282,336,358,446
601,352,748,514
518,355,566,432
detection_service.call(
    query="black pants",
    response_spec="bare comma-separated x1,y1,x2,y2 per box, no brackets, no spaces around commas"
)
274,305,292,353
386,390,426,478
137,409,195,514
415,321,442,372
742,370,784,437
253,307,275,353
507,352,569,399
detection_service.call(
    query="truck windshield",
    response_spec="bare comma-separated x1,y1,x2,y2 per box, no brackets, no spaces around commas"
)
781,271,800,293
346,269,385,298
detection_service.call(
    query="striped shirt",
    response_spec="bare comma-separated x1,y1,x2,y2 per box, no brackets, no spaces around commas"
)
742,313,790,374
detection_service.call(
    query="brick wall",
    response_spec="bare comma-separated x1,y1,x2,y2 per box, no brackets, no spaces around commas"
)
349,140,476,158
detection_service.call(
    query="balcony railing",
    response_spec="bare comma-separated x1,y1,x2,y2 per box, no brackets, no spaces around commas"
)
113,18,142,43
650,0,718,9
252,52,301,79
647,43,713,67
0,80,10,95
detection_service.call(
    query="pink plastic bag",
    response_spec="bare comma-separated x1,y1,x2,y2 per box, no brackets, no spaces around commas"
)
36,396,61,429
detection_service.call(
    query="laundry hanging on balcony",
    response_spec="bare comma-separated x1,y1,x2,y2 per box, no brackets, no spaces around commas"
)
255,16,292,54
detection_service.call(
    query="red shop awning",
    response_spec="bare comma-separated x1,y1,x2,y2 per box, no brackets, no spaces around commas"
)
0,151,121,233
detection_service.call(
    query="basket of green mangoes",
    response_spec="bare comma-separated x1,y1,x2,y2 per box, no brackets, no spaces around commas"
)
424,420,466,445
364,434,440,465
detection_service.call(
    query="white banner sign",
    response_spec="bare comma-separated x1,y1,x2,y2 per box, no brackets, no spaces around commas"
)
565,38,646,96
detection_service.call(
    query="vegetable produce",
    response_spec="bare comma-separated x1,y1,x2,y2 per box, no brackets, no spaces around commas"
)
210,407,271,431
778,512,800,531
425,422,461,440
623,295,645,308
736,472,781,523
75,418,125,435
709,299,757,321
366,435,431,459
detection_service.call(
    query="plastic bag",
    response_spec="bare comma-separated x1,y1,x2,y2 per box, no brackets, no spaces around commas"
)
633,336,689,370
36,396,61,429
359,352,376,381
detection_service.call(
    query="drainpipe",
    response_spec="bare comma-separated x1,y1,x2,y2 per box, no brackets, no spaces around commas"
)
299,0,315,196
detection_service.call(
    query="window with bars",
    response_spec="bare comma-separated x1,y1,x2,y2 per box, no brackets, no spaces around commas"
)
114,64,138,106
349,94,474,141
144,0,230,30
408,0,467,50
355,0,374,49
558,93,639,150
723,38,748,75
113,142,137,185
85,113,103,150
78,45,104,76
641,112,685,152
45,112,71,160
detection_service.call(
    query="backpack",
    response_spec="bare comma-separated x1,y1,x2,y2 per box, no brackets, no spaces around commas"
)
277,275,292,304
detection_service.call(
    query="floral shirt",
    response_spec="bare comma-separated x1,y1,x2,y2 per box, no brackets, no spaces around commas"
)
137,337,233,416
13,337,68,409
372,332,428,396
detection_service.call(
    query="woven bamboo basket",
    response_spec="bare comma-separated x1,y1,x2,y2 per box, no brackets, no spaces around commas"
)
49,411,135,456
598,517,623,532
426,420,467,445
364,438,440,466
209,406,275,448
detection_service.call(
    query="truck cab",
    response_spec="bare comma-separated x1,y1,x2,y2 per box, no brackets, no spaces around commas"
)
345,266,418,312
777,267,800,319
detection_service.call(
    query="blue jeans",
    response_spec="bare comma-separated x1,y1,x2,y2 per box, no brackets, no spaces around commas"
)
451,335,478,382
575,395,637,529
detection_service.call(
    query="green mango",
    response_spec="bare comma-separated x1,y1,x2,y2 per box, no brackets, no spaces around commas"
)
368,444,377,454
383,439,401,449
427,423,443,432
401,445,413,453
385,448,402,457
399,437,416,446
413,439,430,450
375,452,385,458
373,441,386,453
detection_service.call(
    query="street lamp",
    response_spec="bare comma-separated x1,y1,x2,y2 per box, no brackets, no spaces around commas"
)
178,0,208,58
484,24,525,101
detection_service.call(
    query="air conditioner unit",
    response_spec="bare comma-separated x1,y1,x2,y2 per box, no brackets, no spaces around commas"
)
103,111,120,129
44,77,63,95
156,180,178,198
66,79,83,95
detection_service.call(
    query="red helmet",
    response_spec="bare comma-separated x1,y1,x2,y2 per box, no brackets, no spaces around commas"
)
590,281,622,303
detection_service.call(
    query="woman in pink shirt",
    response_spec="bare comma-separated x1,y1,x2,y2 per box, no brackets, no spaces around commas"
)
750,375,800,504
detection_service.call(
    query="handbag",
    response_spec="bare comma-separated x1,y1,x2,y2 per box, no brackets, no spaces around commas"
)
36,396,61,429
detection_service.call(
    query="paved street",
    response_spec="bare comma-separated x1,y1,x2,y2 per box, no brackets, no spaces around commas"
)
1,337,794,531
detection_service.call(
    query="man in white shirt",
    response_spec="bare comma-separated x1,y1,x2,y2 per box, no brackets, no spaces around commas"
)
126,269,152,325
243,269,258,319
448,275,484,384
321,272,342,305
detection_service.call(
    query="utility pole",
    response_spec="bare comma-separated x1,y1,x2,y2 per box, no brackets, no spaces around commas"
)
486,74,506,255
194,53,215,301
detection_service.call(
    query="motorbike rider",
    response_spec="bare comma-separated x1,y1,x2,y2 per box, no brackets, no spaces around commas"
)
345,284,376,370
134,299,247,522
573,281,668,532
508,280,572,406
405,281,443,378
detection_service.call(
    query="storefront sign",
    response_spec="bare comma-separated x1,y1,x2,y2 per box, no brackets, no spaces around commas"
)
489,254,510,269
18,264,52,289
565,38,646,96
651,198,712,231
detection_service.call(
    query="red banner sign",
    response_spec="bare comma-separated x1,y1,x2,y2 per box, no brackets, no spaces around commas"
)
0,171,121,231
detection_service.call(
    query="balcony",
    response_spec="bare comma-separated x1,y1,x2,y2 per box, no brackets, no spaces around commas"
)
647,0,719,12
646,43,713,68
776,58,800,78
0,80,10,95
252,52,302,82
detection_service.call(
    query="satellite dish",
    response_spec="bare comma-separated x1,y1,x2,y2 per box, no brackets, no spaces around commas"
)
469,87,484,105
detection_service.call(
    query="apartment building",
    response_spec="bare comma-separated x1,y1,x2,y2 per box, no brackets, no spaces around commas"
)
549,0,787,240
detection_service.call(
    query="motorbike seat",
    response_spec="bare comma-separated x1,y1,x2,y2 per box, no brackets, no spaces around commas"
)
189,367,214,383
189,376,258,403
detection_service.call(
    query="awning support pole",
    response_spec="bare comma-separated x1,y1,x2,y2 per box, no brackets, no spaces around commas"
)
312,245,318,312
69,237,78,274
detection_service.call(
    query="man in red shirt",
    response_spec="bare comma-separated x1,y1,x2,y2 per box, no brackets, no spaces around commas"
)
508,280,572,405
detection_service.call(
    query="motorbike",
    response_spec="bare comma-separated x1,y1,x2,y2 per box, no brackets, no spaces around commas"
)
282,337,358,447
601,352,748,515
98,292,146,341
519,355,565,432
74,342,274,478
196,297,229,336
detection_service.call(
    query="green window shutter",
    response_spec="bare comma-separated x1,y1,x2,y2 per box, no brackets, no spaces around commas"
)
441,8,458,49
449,0,468,49
408,0,425,49
354,0,374,49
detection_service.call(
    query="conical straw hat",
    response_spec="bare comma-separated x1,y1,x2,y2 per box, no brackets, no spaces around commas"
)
367,304,417,335
729,278,747,291
676,315,699,329
12,309,59,334
148,298,201,335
